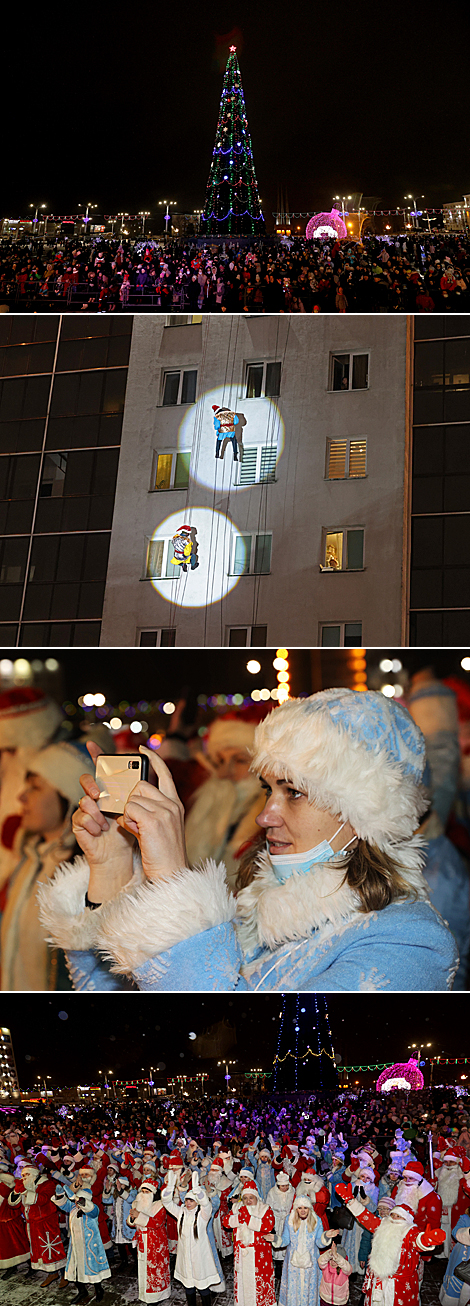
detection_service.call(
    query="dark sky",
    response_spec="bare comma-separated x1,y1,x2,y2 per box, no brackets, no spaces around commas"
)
2,993,467,1090
3,2,470,221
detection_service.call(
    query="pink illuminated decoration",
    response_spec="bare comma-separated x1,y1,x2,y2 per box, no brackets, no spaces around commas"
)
376,1058,424,1094
229,45,237,52
305,208,348,240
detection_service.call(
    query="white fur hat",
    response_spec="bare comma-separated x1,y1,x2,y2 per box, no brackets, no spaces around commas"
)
206,715,257,759
24,740,91,807
0,689,62,750
251,689,427,857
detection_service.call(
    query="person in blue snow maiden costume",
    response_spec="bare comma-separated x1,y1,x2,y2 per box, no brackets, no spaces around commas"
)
52,1183,111,1302
38,688,459,993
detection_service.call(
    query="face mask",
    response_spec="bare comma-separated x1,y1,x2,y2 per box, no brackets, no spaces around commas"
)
269,822,356,884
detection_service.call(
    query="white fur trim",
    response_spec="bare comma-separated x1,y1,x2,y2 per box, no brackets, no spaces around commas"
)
0,697,62,750
206,717,257,757
37,852,144,950
94,860,236,972
236,850,364,954
251,691,428,859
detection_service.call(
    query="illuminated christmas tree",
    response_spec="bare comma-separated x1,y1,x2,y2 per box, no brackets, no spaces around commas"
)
273,995,337,1092
202,46,265,236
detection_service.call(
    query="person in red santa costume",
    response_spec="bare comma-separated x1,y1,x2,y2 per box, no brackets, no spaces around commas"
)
223,1177,276,1306
162,1151,186,1255
8,1163,66,1284
391,1159,442,1232
435,1148,470,1257
127,1179,170,1304
336,1182,445,1306
295,1167,330,1230
0,1161,30,1280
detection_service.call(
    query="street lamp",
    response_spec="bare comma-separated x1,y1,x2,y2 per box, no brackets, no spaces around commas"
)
29,203,47,235
158,201,177,240
139,211,151,235
78,203,98,239
334,195,352,223
404,194,425,229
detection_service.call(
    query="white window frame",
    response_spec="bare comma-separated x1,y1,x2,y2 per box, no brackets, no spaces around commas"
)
234,443,278,486
151,448,191,491
328,351,370,392
319,621,363,647
160,368,198,406
244,360,282,398
226,624,268,647
143,536,180,581
320,526,365,572
229,531,273,576
138,627,177,646
325,437,367,479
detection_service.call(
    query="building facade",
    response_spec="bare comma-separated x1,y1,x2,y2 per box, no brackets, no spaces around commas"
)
407,315,470,645
100,314,408,647
0,315,132,646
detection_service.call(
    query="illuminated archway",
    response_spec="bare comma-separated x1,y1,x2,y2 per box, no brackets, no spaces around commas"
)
376,1058,424,1093
306,209,348,240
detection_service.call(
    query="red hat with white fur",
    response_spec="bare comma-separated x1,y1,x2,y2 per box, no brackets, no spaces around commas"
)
402,1161,424,1178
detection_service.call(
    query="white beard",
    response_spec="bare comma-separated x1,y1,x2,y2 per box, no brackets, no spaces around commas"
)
185,774,261,866
369,1218,409,1280
298,1178,323,1196
395,1181,419,1212
437,1166,462,1208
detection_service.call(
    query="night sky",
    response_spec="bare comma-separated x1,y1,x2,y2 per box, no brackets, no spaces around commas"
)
1,993,468,1090
4,2,470,221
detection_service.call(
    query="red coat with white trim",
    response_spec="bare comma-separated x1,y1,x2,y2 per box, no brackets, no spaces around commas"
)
0,1176,30,1268
336,1189,444,1306
130,1201,170,1303
10,1176,66,1271
224,1203,276,1306
390,1180,442,1234
435,1165,470,1227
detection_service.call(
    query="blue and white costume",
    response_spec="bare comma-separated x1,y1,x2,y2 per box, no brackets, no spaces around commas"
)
440,1219,470,1305
279,1209,326,1306
39,690,459,994
53,1188,111,1285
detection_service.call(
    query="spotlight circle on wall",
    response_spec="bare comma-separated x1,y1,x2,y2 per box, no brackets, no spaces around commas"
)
148,506,245,608
177,387,285,492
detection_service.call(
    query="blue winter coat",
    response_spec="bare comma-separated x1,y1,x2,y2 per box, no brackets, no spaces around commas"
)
57,1195,110,1282
441,1218,470,1300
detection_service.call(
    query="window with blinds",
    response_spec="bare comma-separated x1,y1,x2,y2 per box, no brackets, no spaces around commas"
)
327,439,367,478
238,445,277,485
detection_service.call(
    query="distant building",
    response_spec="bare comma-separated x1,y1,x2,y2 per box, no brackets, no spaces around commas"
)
0,1028,20,1100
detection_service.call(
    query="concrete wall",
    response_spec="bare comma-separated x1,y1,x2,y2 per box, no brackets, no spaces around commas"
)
100,315,408,646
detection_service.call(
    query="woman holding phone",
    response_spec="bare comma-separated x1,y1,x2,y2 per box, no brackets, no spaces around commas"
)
39,689,459,993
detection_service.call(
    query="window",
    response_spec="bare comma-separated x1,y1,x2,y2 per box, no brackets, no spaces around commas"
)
231,532,272,576
165,316,202,326
321,529,364,571
162,370,197,406
320,622,362,647
139,628,176,646
245,361,281,398
152,450,191,491
330,353,369,391
227,625,267,646
22,533,110,622
237,445,277,485
18,620,101,646
144,538,180,580
326,439,367,479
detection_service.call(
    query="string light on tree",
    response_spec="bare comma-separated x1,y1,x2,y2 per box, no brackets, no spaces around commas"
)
202,47,265,235
273,995,336,1091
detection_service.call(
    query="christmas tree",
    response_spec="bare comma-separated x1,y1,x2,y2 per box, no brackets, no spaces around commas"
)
202,47,265,236
273,995,338,1092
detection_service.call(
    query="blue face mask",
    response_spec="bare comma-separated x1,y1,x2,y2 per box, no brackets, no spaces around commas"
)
269,821,357,884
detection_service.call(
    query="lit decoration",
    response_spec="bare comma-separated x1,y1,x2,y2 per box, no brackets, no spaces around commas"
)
376,1057,424,1093
170,524,199,573
213,404,247,462
274,648,290,703
201,47,265,235
305,209,348,240
273,995,336,1092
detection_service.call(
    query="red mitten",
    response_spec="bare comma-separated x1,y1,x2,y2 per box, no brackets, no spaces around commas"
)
336,1182,353,1203
421,1224,446,1248
14,1178,23,1193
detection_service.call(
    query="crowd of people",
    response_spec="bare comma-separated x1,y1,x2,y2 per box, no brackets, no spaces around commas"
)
1,667,470,993
0,1086,469,1304
1,230,470,312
